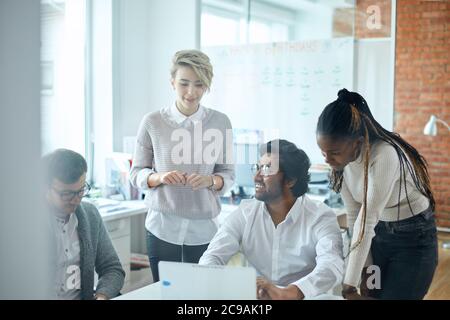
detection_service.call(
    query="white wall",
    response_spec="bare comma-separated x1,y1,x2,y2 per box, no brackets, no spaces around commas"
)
112,0,200,152
0,0,52,299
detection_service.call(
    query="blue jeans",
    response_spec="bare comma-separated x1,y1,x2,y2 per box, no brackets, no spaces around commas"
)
368,207,438,299
146,231,209,282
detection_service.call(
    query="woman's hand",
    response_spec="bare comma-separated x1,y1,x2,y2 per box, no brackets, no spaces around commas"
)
186,174,213,190
341,283,374,300
360,267,370,297
156,171,187,186
256,277,304,300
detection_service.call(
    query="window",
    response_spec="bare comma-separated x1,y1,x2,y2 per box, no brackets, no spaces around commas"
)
40,0,87,157
201,12,240,46
40,0,114,186
248,19,289,43
201,0,293,46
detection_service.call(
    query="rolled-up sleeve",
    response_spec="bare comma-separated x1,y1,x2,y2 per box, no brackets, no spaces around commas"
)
130,115,155,190
199,209,243,266
135,168,155,190
294,210,344,298
343,150,398,287
212,115,235,196
340,182,360,236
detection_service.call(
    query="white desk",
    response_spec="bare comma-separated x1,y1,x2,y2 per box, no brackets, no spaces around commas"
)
114,281,161,300
93,199,148,222
87,198,148,292
114,281,343,300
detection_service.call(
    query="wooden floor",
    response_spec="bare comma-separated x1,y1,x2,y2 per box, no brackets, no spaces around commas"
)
424,232,450,300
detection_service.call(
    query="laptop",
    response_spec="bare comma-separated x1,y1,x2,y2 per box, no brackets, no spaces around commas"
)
158,261,257,300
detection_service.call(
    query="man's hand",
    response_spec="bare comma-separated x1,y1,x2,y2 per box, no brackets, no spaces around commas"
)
94,293,108,300
256,277,304,300
186,174,213,190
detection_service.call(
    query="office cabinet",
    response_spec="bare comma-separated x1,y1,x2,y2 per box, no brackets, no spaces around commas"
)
104,217,131,292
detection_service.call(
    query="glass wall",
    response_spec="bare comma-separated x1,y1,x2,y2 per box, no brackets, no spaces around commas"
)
201,0,356,47
200,0,395,200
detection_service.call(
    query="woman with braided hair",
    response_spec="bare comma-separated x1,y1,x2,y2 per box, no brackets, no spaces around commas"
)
316,88,437,300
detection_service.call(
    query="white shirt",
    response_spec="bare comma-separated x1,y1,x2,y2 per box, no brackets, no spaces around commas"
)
199,196,344,298
137,103,218,245
53,213,81,300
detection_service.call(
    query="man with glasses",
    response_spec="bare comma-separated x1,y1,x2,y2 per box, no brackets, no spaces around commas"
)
44,149,125,300
199,139,344,299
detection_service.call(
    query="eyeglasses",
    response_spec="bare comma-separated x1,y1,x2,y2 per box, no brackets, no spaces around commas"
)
52,183,91,201
251,164,278,177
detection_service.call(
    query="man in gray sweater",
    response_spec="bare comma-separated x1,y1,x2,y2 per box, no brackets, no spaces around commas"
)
44,149,125,300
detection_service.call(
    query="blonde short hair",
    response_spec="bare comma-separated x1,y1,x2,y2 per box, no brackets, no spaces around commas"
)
170,50,213,91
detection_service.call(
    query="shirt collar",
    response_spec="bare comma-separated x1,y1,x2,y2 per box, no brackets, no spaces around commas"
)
54,211,77,227
261,195,304,225
170,101,205,125
286,196,304,224
54,211,72,223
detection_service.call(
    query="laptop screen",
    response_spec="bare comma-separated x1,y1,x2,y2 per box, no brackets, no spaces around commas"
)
158,261,257,300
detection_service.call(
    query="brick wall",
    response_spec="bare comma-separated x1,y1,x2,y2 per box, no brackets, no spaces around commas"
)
333,0,450,226
395,0,450,227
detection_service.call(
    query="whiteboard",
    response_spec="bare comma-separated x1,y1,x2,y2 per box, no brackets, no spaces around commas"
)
202,38,354,164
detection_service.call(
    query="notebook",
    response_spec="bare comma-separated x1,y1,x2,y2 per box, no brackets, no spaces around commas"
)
158,261,257,300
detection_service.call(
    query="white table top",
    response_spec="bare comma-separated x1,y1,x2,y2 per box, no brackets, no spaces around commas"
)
114,282,161,300
86,198,148,222
114,281,344,300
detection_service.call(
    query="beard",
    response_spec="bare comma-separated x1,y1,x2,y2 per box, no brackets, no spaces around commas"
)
255,184,284,203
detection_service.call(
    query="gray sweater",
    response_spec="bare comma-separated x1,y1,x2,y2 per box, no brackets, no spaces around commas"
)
75,202,125,299
130,107,235,220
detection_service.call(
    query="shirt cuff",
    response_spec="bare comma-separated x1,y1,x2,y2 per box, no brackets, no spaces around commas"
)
213,176,233,196
136,168,155,190
293,278,316,299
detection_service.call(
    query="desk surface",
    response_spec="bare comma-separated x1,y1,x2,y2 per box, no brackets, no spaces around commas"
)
86,198,148,222
114,282,161,300
114,281,344,300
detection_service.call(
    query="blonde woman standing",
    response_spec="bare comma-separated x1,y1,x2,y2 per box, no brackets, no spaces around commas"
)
130,50,235,282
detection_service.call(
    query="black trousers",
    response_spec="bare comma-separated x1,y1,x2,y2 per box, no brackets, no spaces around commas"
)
146,231,209,282
368,207,438,299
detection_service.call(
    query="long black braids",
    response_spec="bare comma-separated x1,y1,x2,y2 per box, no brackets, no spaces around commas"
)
317,88,435,253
